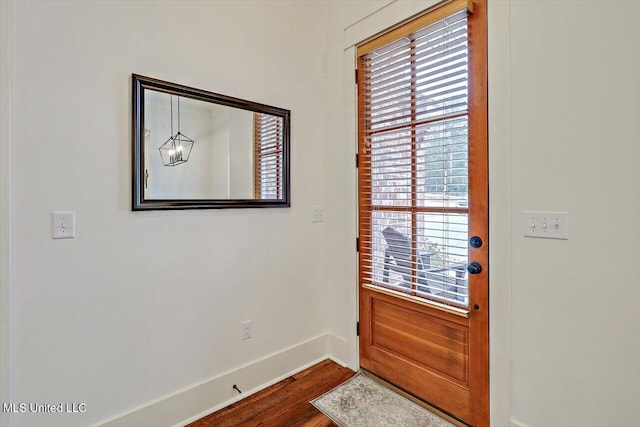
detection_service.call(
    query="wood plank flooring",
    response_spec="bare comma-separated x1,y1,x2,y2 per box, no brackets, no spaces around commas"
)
188,359,355,427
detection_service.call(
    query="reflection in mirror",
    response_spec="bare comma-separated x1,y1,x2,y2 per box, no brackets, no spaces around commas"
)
132,74,290,210
144,91,257,200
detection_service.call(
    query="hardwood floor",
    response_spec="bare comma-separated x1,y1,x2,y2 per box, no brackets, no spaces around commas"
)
188,359,355,427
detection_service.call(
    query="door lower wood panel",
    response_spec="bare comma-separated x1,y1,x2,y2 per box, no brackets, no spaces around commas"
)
360,287,471,422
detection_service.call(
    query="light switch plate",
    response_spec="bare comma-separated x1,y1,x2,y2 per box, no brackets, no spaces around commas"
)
523,211,568,240
52,211,75,239
311,206,324,223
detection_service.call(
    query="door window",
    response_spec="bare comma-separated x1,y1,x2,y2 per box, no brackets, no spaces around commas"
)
358,6,470,308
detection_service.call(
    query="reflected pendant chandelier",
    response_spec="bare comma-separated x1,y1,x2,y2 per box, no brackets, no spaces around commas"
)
159,95,195,166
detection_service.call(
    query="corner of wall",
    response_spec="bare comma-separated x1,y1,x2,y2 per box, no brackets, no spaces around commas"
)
95,333,343,427
0,1,14,426
487,0,512,426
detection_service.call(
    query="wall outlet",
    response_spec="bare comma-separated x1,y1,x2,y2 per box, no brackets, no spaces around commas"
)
311,206,324,223
241,320,252,340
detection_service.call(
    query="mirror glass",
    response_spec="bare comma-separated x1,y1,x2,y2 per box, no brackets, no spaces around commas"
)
132,74,290,210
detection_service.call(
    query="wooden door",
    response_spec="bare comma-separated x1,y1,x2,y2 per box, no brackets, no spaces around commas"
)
357,1,488,425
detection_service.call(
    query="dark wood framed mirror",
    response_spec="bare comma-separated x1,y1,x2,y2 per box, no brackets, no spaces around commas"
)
132,74,290,210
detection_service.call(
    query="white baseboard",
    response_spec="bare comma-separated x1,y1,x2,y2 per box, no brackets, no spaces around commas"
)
510,418,529,427
95,333,351,427
326,333,354,369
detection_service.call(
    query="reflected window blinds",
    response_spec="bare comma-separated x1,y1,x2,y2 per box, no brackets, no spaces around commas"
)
254,113,283,200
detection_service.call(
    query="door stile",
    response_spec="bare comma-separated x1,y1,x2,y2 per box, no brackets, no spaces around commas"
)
467,0,489,425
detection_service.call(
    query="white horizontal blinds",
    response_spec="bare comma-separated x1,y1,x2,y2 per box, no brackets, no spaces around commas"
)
254,113,283,199
359,7,470,306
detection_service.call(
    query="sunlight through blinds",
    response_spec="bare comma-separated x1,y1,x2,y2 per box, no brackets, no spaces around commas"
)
358,7,470,307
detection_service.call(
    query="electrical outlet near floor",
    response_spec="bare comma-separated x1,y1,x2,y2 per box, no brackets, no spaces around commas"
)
241,320,252,340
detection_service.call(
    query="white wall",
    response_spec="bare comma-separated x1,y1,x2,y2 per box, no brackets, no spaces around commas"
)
0,2,14,427
508,1,640,426
4,1,330,426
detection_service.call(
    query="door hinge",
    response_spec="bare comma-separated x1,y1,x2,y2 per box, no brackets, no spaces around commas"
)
355,153,359,168
356,237,360,252
356,321,360,336
355,69,358,85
